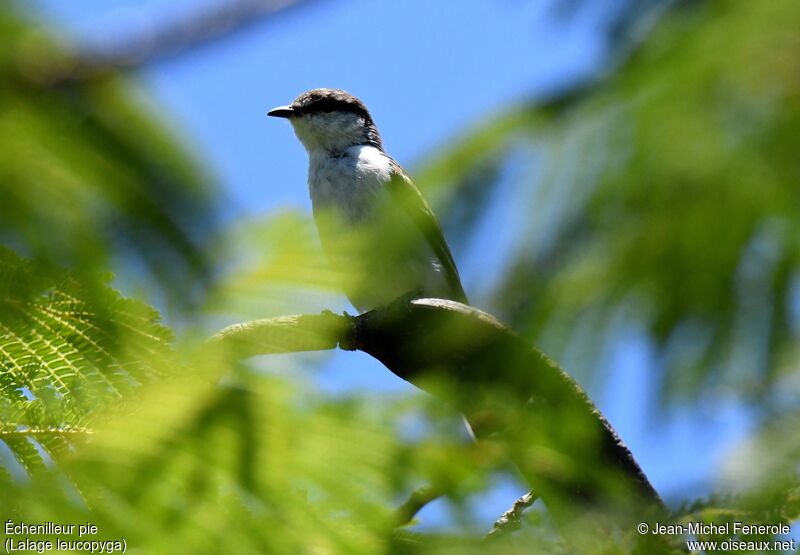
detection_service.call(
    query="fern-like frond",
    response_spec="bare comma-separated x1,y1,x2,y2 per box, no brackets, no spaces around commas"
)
0,248,173,474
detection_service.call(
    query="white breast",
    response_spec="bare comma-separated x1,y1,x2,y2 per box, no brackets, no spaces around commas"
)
306,145,451,311
307,145,393,222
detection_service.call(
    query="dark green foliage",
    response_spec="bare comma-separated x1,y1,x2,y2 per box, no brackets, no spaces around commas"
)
421,0,800,402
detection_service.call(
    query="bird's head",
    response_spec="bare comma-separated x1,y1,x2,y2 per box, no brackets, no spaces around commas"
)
268,88,383,154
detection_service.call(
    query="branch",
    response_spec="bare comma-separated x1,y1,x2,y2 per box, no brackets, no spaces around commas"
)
210,297,666,535
37,0,322,83
209,311,350,358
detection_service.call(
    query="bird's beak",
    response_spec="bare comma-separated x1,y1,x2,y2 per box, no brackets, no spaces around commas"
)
267,105,296,118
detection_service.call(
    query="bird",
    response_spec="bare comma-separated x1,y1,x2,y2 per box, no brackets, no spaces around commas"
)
268,88,467,312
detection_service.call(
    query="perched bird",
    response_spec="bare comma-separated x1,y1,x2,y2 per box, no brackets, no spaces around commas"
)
268,88,467,312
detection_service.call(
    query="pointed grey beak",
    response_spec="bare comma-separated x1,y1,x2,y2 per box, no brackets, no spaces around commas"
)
267,105,296,118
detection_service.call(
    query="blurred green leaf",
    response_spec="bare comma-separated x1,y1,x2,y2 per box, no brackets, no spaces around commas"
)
0,8,219,306
2,370,503,554
207,210,342,319
425,0,800,403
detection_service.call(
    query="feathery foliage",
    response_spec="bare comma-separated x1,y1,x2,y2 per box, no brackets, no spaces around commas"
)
0,247,173,479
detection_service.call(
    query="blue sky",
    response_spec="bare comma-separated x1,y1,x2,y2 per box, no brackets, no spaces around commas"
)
30,0,755,532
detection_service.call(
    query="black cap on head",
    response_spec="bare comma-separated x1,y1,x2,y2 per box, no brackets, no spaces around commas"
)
268,88,384,150
291,88,373,121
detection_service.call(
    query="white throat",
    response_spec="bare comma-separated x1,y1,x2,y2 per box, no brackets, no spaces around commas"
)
290,111,372,154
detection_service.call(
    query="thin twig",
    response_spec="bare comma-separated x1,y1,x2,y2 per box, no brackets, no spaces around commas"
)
395,485,444,527
0,427,94,437
42,0,322,82
485,491,538,539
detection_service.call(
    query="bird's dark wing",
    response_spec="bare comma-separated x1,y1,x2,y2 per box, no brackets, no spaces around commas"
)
387,161,468,304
